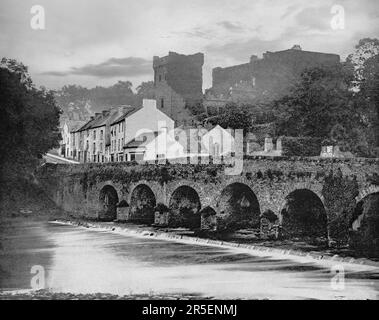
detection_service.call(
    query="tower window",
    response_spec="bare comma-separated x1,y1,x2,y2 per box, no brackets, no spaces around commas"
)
161,98,164,109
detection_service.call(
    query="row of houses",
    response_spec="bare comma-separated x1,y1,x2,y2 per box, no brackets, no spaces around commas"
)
60,99,241,163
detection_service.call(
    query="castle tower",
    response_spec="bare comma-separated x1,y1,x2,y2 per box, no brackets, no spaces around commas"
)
153,51,204,126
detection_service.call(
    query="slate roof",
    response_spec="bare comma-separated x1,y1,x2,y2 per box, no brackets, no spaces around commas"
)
111,107,141,125
67,120,87,133
73,105,137,133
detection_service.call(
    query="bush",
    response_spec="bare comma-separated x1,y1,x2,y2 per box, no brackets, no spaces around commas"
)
281,137,322,156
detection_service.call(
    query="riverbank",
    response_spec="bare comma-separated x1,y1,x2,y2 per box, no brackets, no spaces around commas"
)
51,218,379,270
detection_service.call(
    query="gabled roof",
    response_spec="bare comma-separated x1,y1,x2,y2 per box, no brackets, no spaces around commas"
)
74,106,136,133
111,107,141,125
65,120,87,133
75,116,99,133
69,121,87,133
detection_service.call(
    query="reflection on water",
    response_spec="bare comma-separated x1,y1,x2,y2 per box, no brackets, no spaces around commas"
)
1,221,379,299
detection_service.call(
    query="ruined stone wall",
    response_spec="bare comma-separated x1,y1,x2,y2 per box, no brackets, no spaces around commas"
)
209,48,340,103
212,63,251,96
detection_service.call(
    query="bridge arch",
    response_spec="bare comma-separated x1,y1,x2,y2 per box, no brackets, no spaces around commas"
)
129,184,157,224
216,182,261,231
168,185,201,229
280,189,327,240
99,185,119,221
356,185,379,203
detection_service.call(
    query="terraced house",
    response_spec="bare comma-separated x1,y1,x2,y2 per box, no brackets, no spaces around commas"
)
70,107,128,163
110,99,174,162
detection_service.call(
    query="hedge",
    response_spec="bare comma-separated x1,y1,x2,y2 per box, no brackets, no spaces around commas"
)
281,137,322,157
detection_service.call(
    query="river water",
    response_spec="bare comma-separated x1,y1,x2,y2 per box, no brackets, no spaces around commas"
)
1,220,378,299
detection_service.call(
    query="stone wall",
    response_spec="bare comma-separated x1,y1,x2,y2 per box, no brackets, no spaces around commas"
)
153,52,204,125
37,156,378,245
209,47,340,103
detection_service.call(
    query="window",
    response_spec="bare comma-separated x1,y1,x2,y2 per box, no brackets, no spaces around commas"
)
86,141,89,150
100,130,103,140
130,153,136,161
121,138,124,148
93,142,96,154
86,130,89,137
100,143,103,152
161,98,164,109
118,139,120,151
93,130,96,140
119,124,121,133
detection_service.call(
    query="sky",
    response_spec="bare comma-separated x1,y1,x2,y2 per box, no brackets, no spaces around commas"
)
0,0,378,91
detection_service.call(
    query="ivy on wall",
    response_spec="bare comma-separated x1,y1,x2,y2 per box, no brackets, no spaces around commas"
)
75,163,225,191
322,169,359,246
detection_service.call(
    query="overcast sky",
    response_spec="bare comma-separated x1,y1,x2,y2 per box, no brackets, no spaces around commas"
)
1,0,378,90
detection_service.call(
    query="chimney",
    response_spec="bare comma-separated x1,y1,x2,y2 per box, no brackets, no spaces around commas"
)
291,44,302,51
102,110,110,117
250,55,258,63
143,99,157,111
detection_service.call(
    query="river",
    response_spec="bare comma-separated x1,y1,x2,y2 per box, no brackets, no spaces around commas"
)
1,219,378,299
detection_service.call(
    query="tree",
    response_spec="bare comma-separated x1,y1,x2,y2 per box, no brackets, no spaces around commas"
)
0,58,61,182
346,38,379,83
360,54,379,148
136,81,155,99
272,64,372,155
346,38,379,150
206,102,253,133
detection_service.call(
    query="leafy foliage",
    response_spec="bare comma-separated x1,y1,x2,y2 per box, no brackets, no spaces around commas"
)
322,170,359,246
0,58,61,182
281,137,322,156
272,63,375,156
205,102,253,133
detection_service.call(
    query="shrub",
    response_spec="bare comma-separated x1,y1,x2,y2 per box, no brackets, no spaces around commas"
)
281,137,322,156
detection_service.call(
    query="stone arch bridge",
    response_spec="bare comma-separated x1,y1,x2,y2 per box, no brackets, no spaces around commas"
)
38,156,379,247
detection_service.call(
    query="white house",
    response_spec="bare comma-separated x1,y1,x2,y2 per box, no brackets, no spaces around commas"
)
143,128,186,161
110,99,175,162
201,125,235,156
61,120,86,158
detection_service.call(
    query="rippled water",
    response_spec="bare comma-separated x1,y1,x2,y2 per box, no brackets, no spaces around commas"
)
1,220,379,299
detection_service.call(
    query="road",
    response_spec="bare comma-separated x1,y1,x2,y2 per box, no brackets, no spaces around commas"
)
1,220,378,299
43,153,79,164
